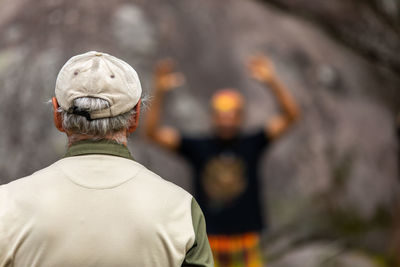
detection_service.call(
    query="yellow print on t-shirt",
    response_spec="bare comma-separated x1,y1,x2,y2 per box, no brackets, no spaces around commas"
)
202,155,247,209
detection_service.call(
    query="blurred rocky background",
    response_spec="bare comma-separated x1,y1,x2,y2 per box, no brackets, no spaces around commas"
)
0,0,399,266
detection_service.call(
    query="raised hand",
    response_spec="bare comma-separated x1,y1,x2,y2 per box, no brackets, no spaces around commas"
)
154,58,185,92
247,54,277,84
248,53,300,139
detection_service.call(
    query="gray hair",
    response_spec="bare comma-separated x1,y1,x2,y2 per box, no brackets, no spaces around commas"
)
59,97,137,137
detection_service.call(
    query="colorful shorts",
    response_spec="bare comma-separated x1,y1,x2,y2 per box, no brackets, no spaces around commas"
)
208,232,264,267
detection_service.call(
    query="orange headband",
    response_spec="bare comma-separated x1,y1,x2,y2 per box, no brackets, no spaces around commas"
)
211,89,244,112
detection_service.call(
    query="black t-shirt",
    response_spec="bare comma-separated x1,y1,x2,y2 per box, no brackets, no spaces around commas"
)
178,130,270,234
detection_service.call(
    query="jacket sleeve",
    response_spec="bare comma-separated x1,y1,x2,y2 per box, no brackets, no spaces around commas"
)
182,198,214,267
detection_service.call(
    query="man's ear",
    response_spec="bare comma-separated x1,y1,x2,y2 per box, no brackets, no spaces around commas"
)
127,100,141,134
52,97,65,133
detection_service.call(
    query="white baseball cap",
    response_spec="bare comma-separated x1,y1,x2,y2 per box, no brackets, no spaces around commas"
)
55,51,142,120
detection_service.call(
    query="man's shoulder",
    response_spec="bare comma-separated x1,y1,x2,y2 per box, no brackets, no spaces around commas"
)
240,128,270,146
0,162,64,219
111,160,195,220
133,162,193,199
0,161,62,193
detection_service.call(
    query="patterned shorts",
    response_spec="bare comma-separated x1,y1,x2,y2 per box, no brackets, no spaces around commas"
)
208,232,264,267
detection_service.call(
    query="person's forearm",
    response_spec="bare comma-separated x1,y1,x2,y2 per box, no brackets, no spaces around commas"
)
265,78,300,121
144,87,166,138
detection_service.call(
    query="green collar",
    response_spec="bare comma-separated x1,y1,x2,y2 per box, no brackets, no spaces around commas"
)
64,139,134,161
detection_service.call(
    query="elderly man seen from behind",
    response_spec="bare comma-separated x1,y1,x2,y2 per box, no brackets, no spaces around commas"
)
0,51,213,267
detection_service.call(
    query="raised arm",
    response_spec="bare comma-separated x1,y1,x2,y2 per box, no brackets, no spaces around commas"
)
144,59,184,151
248,54,300,140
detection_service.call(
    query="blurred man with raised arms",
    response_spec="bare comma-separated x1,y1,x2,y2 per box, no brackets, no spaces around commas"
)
0,51,213,267
145,55,300,267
